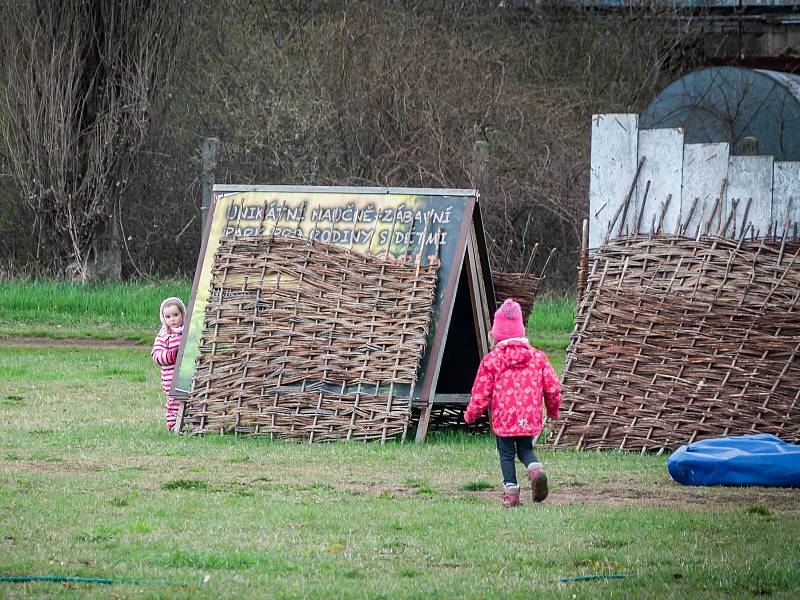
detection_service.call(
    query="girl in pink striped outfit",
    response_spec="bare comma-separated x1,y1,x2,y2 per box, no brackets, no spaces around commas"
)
151,297,186,431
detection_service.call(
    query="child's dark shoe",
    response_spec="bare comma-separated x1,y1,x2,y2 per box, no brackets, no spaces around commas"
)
527,462,549,502
501,483,520,507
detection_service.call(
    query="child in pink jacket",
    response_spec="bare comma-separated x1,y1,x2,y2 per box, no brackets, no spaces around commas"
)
464,298,561,507
151,297,186,431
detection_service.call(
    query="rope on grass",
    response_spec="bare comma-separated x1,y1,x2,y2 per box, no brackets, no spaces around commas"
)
1,573,626,586
558,574,626,583
0,575,187,585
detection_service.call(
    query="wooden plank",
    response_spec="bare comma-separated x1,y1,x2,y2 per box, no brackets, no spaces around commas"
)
465,224,491,358
432,394,471,404
414,405,433,443
680,143,729,237
726,156,774,238
773,162,800,235
589,114,638,248
635,128,684,235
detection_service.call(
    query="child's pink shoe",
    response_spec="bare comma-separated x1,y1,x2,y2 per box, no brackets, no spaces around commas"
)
527,462,549,503
501,483,520,507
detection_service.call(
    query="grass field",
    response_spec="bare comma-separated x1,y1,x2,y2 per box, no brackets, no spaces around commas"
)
0,281,574,349
0,280,191,343
0,282,798,598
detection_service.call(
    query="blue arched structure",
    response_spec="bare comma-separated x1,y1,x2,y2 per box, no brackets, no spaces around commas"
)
640,67,800,161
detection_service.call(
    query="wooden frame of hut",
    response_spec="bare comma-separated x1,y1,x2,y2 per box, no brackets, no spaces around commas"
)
171,186,495,443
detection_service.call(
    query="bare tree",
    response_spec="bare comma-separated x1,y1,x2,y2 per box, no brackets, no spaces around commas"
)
0,0,188,281
0,1,700,288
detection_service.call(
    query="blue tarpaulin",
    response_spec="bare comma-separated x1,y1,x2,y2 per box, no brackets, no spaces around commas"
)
668,434,800,487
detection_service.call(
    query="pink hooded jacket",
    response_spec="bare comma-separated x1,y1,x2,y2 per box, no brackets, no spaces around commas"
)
464,337,561,437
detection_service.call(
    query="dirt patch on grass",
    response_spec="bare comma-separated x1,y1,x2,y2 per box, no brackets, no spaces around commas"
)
460,478,800,515
4,451,797,516
336,481,422,498
1,336,147,348
306,476,798,515
155,462,800,514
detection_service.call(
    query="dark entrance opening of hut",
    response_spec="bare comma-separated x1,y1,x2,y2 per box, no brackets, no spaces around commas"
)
170,185,495,443
434,263,481,394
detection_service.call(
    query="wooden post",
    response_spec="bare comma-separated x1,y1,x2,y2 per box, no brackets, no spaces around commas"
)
577,219,589,301
472,139,489,185
414,405,433,444
201,137,220,234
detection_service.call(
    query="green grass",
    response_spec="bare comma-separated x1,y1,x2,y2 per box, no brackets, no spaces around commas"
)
0,280,577,351
1,345,798,598
0,280,190,343
0,283,795,597
527,296,575,353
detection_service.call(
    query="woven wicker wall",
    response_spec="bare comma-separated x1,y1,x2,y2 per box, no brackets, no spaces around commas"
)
183,235,437,442
554,234,800,451
492,271,541,322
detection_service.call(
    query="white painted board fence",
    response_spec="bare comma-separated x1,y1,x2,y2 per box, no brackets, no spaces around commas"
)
589,114,638,249
588,113,800,248
773,162,800,238
680,143,729,238
726,156,774,238
634,128,684,235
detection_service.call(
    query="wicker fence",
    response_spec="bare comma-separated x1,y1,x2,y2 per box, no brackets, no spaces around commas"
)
491,271,541,323
554,233,800,451
492,248,557,322
182,235,438,442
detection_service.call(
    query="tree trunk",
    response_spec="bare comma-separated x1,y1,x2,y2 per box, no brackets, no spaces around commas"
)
82,211,122,282
1,1,188,282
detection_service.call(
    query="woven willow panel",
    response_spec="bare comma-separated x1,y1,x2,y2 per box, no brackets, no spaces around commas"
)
492,271,541,322
492,248,555,322
184,235,437,442
554,235,800,452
